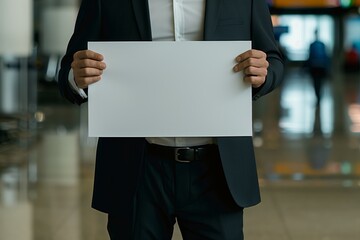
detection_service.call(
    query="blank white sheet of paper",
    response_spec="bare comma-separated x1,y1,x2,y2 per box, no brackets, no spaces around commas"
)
88,41,252,137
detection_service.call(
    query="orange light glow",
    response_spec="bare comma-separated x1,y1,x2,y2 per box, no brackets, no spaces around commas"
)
273,0,338,8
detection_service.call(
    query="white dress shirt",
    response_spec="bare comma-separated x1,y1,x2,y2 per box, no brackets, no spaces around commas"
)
70,0,213,147
148,0,205,41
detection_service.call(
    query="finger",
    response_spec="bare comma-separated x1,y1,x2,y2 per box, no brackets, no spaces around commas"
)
73,50,104,61
243,75,265,88
74,67,104,78
75,75,102,89
73,67,103,88
72,58,106,70
236,49,266,62
233,58,268,72
243,66,268,77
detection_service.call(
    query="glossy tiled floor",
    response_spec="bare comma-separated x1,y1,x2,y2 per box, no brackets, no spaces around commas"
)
1,66,360,240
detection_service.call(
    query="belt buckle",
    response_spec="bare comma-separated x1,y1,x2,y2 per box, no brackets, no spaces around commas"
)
174,147,192,163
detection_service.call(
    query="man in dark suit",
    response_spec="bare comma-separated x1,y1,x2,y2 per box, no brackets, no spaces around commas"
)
58,0,284,239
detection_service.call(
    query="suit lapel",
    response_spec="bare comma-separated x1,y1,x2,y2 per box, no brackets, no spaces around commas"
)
132,0,152,40
204,0,222,40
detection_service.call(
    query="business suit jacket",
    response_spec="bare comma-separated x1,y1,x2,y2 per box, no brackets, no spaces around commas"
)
58,0,284,215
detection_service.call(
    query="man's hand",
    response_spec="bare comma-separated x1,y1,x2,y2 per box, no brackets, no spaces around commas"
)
71,50,106,89
233,49,269,88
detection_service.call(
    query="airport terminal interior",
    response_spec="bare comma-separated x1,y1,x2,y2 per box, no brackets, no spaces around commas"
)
1,1,360,240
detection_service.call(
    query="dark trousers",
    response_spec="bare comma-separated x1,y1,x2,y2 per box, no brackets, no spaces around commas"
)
107,144,244,240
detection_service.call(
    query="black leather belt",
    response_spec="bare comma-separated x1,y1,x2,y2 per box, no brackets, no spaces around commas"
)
147,143,218,163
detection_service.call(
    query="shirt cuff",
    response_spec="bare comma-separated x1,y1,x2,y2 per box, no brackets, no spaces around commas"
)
68,69,88,99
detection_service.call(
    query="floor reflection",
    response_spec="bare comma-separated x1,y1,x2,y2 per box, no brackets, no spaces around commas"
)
279,67,334,137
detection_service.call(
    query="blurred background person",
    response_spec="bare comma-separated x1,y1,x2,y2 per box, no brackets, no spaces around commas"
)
306,28,331,107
